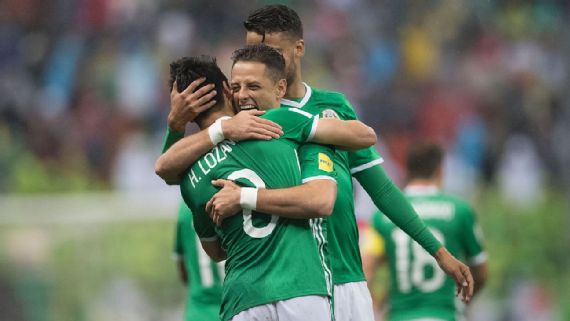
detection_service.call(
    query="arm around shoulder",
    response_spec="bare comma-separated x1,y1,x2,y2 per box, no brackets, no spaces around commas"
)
313,118,377,151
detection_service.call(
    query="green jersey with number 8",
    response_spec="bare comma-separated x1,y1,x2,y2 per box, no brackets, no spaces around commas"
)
180,108,335,321
371,186,486,321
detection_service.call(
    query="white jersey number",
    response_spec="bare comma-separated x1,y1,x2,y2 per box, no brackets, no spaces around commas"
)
228,169,278,238
392,228,446,293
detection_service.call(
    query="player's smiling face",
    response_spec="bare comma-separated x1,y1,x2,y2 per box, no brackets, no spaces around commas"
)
246,31,302,85
230,61,286,111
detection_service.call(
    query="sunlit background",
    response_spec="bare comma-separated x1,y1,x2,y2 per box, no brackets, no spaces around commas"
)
1,0,569,320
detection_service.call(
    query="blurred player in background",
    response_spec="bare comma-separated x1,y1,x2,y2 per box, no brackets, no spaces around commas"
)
174,203,223,321
240,5,474,321
362,141,488,321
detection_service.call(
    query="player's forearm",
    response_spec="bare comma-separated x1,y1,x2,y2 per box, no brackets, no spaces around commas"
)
354,165,442,255
161,126,185,153
339,120,377,150
313,119,376,151
155,129,214,184
256,181,337,218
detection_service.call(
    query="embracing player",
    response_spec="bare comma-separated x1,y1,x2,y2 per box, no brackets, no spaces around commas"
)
240,5,474,320
166,5,475,321
157,45,377,321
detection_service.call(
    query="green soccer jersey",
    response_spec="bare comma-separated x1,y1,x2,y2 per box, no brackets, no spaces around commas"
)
371,185,486,321
180,108,335,321
281,83,384,285
174,202,224,321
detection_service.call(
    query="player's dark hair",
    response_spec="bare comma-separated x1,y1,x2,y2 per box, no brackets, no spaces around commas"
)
231,44,286,82
406,141,444,180
244,4,303,41
169,56,228,124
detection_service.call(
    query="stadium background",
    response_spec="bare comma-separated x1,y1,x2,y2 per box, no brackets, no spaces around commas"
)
1,0,569,320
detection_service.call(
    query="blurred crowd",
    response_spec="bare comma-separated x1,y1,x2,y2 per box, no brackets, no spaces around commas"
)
1,0,569,201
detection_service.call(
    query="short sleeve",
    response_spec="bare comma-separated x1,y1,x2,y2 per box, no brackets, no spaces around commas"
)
459,203,486,266
348,147,384,174
262,108,319,143
174,203,192,258
298,143,337,183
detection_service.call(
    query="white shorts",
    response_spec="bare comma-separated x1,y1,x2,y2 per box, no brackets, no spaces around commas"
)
230,295,332,321
334,281,375,321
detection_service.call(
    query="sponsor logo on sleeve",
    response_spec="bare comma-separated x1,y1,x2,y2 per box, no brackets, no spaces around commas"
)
318,153,334,172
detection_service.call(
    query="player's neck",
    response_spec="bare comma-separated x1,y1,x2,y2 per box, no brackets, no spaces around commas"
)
285,71,305,99
196,111,233,130
407,179,441,189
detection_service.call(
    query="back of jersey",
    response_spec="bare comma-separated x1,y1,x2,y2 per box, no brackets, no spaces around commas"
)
372,186,485,321
180,128,329,321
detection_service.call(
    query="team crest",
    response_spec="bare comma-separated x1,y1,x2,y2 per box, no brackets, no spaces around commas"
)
321,109,339,119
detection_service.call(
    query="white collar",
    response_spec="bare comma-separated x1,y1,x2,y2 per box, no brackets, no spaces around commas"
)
280,83,312,108
404,184,440,196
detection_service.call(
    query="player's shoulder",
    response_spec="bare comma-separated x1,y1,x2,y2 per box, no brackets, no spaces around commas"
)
264,107,313,119
311,87,352,106
311,87,347,100
437,192,476,217
310,86,357,119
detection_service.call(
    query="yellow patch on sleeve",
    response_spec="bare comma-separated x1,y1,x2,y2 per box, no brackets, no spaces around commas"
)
318,153,334,172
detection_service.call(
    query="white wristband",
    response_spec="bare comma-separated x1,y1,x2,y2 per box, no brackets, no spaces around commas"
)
240,187,258,210
208,119,225,145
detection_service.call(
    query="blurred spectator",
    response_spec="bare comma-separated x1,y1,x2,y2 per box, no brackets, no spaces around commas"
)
0,0,568,202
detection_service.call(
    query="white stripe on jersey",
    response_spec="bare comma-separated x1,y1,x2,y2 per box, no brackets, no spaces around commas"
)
307,116,320,142
350,158,384,174
302,176,337,184
310,218,333,297
288,107,314,118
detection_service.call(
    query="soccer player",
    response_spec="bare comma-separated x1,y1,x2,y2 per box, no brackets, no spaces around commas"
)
166,6,474,320
173,203,224,321
236,5,474,321
362,142,488,321
157,47,377,321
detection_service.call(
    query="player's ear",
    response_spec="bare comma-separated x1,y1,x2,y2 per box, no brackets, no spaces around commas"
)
294,39,304,58
275,78,287,99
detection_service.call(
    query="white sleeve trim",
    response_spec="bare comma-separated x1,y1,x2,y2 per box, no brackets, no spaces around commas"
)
288,107,313,118
307,116,319,142
199,235,218,242
350,158,384,174
171,253,183,261
302,176,337,184
467,252,488,266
